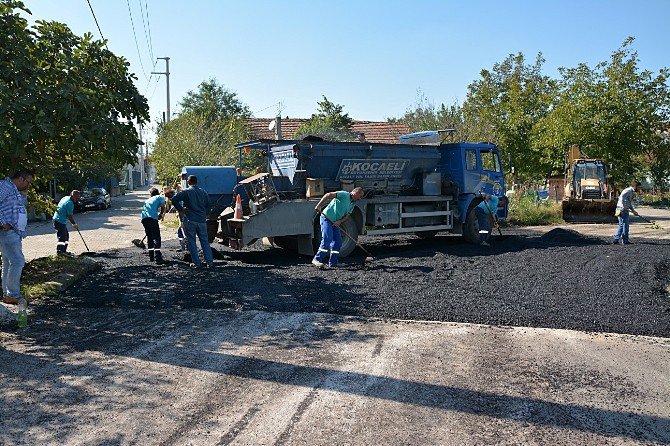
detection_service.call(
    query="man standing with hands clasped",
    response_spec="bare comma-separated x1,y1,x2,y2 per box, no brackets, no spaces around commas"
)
53,190,81,256
0,169,34,304
312,187,365,268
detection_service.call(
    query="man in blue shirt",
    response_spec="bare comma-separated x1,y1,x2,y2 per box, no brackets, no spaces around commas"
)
171,175,214,268
312,187,364,268
53,190,81,255
141,188,173,263
0,169,34,304
475,193,499,247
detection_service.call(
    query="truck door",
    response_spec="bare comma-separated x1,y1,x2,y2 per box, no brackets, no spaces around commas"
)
479,148,507,218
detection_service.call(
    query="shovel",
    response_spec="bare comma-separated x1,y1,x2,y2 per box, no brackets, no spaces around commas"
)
75,226,97,256
634,212,664,229
132,235,147,249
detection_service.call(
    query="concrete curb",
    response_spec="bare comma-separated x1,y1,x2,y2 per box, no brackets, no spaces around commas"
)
41,257,101,294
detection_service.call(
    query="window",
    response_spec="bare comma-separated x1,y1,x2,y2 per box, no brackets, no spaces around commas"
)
481,150,502,172
465,150,477,170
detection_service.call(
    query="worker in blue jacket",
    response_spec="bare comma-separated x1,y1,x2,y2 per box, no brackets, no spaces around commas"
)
475,193,499,247
53,190,81,255
312,187,364,268
171,175,214,268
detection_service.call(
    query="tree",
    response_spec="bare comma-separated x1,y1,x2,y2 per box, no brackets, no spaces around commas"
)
151,111,250,184
389,91,493,143
179,78,251,124
0,1,149,180
537,38,670,187
294,96,356,141
463,53,556,181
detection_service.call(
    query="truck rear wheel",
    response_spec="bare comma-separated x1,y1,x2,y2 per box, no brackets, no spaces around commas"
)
313,217,359,258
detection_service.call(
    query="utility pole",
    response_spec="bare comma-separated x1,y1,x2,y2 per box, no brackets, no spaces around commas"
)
152,57,171,123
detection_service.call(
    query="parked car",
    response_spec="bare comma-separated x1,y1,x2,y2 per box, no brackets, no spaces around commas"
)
76,188,111,212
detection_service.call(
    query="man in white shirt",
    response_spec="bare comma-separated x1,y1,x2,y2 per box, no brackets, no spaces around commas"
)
613,181,641,245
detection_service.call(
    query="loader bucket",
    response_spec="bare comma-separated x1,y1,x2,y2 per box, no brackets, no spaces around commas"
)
562,199,617,223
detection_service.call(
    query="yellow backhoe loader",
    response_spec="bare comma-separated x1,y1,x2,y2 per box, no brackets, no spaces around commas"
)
562,145,617,223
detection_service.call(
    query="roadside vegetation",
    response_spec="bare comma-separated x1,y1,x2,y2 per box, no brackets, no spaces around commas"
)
641,193,670,208
507,193,563,226
20,255,86,300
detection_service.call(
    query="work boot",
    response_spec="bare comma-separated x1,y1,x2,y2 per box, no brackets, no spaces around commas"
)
612,239,620,245
312,259,324,268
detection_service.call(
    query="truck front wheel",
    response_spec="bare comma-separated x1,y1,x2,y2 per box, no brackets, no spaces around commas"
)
313,217,359,258
463,206,490,244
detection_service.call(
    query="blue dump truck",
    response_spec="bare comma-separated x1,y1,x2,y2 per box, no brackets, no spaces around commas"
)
211,130,508,257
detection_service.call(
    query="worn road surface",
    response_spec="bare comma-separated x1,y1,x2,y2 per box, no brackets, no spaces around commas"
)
2,311,669,445
1,204,669,445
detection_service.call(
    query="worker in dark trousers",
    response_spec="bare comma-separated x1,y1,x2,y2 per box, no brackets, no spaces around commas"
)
475,193,499,247
141,188,173,264
312,187,365,268
52,190,81,256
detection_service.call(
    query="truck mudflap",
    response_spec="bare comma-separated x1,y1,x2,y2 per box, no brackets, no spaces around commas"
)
562,198,617,223
220,200,316,253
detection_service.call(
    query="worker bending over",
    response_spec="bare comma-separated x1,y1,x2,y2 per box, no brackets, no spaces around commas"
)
141,187,174,264
476,193,499,247
53,190,81,256
312,187,364,268
613,181,642,245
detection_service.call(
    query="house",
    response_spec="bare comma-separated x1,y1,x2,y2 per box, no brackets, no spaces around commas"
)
246,118,411,144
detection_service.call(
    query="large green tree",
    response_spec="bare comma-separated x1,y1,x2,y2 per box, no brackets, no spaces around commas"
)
0,1,149,179
179,78,251,124
153,79,252,183
537,38,670,187
151,111,249,184
294,96,356,141
463,53,556,181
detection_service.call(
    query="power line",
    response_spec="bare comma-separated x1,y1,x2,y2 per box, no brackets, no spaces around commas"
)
126,0,149,81
144,0,155,61
85,0,108,49
138,0,154,61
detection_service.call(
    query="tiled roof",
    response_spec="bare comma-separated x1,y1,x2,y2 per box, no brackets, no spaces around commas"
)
246,118,411,144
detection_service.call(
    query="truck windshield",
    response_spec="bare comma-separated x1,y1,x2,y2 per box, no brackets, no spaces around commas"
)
481,150,502,173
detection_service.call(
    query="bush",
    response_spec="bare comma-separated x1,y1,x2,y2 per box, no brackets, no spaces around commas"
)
507,193,564,226
641,193,670,207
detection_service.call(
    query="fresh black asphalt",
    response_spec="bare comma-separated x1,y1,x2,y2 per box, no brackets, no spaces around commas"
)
40,228,670,338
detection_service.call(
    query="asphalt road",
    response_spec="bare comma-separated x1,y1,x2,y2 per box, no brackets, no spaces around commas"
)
2,207,669,445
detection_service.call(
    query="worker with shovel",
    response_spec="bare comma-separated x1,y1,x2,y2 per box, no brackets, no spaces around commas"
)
312,187,365,268
476,193,499,247
141,187,174,264
613,180,642,245
53,190,81,256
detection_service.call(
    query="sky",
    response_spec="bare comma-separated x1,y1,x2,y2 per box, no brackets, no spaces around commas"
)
22,0,670,142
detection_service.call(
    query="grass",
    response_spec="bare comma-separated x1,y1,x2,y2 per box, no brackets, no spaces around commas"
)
19,255,85,299
160,219,180,229
507,194,564,226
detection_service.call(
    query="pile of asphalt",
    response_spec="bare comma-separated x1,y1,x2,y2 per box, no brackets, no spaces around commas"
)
37,231,670,337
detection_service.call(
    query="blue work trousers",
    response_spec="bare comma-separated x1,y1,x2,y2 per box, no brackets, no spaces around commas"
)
613,209,630,243
0,230,25,298
314,215,342,266
184,219,213,266
475,207,491,243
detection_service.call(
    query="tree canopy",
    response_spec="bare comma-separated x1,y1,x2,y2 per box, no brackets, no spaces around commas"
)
294,96,356,141
0,1,149,180
152,80,252,183
179,78,251,124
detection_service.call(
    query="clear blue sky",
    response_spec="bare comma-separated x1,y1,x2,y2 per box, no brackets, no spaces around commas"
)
23,0,670,139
